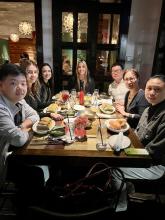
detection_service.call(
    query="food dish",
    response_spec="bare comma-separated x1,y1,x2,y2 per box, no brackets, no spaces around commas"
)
109,135,131,149
52,93,61,100
73,104,85,111
49,126,65,137
96,112,117,119
59,109,77,118
46,103,59,113
32,120,55,135
99,104,115,115
43,106,61,113
105,119,129,133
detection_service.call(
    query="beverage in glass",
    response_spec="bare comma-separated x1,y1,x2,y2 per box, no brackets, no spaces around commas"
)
96,125,108,151
62,90,70,103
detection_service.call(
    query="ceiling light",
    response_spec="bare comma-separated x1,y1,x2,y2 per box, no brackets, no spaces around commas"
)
10,33,19,42
18,21,33,36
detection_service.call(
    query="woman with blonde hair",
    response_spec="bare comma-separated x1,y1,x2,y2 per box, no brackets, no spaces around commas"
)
68,60,95,94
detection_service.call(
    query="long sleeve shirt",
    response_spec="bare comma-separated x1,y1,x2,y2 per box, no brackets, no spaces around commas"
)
136,100,165,165
0,95,39,186
125,89,149,128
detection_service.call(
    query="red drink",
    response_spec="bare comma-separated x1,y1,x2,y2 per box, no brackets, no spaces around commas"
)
62,91,69,102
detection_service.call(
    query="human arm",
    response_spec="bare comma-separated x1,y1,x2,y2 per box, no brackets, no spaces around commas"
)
137,109,165,164
145,120,165,164
19,100,39,131
118,90,149,119
0,109,29,147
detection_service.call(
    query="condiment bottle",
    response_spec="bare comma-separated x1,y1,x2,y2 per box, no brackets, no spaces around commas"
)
79,80,84,105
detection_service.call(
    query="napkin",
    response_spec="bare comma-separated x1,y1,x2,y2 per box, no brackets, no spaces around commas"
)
113,131,123,151
124,148,149,156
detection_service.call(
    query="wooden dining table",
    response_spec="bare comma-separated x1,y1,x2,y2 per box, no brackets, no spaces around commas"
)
13,117,152,168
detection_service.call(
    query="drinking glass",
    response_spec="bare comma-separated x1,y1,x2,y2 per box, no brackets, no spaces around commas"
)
70,89,77,105
92,89,99,106
74,124,86,141
93,89,99,97
65,121,75,142
62,90,70,103
96,125,108,151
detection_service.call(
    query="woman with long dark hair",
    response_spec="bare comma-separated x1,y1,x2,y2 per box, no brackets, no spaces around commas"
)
39,63,54,106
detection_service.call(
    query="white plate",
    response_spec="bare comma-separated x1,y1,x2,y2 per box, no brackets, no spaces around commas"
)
73,104,85,111
43,106,61,113
109,135,131,149
99,105,115,115
43,107,48,113
52,93,61,100
96,112,117,119
32,120,55,135
105,119,129,133
98,99,113,105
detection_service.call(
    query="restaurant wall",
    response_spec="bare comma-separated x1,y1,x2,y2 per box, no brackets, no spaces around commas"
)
8,38,36,64
125,0,163,89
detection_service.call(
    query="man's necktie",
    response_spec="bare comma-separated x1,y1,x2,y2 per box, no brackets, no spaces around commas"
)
14,103,22,126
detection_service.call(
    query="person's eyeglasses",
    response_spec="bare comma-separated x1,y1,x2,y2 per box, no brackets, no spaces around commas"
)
124,77,136,82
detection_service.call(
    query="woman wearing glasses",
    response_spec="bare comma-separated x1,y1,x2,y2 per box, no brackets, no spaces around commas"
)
116,68,149,128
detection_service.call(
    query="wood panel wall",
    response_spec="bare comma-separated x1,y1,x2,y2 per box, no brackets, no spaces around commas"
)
8,38,36,64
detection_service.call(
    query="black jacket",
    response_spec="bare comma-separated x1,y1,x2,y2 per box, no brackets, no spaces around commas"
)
125,89,149,128
68,76,95,94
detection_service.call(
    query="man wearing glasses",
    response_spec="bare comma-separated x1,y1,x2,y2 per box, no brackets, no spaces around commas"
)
108,62,128,105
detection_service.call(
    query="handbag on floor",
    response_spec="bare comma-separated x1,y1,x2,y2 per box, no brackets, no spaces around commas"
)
44,162,125,216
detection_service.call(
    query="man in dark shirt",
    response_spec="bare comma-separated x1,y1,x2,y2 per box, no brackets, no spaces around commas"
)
114,75,165,212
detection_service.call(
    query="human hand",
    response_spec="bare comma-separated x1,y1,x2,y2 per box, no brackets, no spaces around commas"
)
115,103,126,115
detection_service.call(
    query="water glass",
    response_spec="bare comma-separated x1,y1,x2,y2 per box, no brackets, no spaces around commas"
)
74,124,86,141
93,89,99,97
65,122,75,142
92,89,99,106
96,125,108,151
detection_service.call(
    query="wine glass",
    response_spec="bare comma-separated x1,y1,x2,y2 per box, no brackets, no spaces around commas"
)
61,90,70,103
92,89,99,106
71,89,77,102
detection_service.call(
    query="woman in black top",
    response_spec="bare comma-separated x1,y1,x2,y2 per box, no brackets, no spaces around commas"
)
68,60,95,94
116,68,149,128
39,63,53,106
